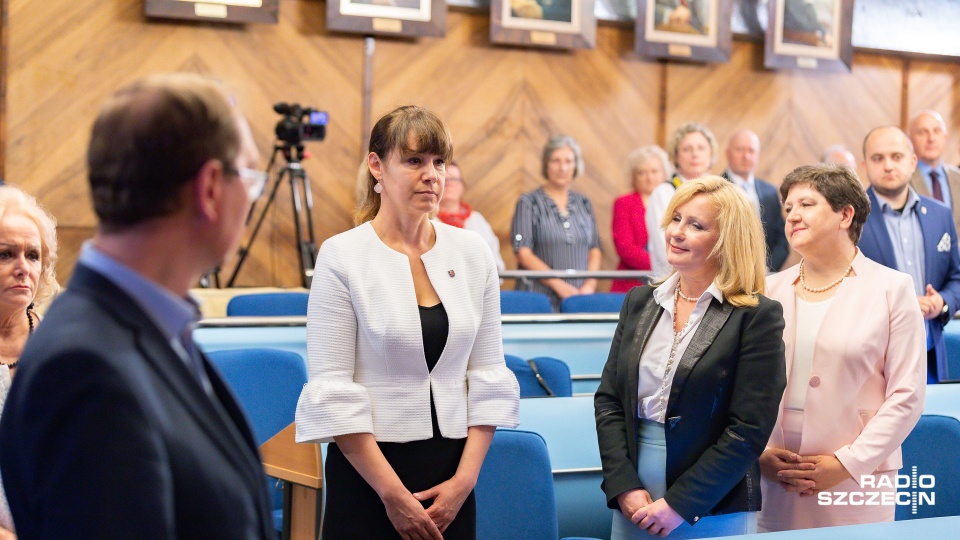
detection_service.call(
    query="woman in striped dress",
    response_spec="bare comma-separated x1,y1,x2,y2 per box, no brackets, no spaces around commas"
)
511,135,602,311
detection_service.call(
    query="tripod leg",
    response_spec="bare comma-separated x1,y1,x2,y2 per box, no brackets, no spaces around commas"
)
289,167,317,288
226,166,288,287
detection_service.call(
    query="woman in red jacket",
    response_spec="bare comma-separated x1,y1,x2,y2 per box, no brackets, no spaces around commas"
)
611,146,673,292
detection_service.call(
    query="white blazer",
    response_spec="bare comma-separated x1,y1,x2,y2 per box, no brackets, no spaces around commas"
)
295,221,519,443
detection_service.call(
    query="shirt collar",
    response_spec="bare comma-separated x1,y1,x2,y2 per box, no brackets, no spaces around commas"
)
652,272,724,311
916,160,945,179
78,242,201,341
876,186,921,214
726,169,755,186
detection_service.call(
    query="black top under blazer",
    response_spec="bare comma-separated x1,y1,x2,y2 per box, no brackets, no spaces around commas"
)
0,264,273,539
595,285,786,524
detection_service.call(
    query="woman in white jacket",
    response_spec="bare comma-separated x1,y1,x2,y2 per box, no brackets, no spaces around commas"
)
295,105,519,540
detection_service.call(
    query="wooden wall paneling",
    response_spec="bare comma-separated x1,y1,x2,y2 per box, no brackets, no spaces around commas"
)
667,42,902,186
666,41,793,183
906,58,960,168
8,1,960,291
374,12,659,277
6,0,364,288
785,52,903,182
1,0,7,180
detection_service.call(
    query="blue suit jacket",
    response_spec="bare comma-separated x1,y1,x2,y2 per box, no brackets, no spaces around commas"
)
0,264,274,538
859,187,960,381
723,173,789,271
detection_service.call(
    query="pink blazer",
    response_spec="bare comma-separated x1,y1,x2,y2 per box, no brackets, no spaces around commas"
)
765,251,926,482
611,192,650,292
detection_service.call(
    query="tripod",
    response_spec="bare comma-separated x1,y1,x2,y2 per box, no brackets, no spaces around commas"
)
225,141,319,289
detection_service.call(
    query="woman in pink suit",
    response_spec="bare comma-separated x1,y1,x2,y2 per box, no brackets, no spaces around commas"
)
758,164,927,531
611,146,672,292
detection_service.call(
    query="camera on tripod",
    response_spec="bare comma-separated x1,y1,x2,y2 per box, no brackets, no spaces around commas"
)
273,102,328,145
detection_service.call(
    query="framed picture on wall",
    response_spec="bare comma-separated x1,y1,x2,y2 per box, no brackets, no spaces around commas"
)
490,0,597,50
327,0,447,38
144,0,279,24
635,0,733,62
764,0,853,72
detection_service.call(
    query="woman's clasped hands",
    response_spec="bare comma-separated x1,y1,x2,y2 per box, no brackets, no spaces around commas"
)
617,489,685,537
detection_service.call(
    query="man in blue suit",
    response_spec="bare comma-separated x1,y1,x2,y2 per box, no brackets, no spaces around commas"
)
858,126,960,383
722,129,789,271
0,74,274,537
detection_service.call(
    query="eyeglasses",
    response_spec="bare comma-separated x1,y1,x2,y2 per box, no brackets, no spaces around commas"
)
231,167,268,201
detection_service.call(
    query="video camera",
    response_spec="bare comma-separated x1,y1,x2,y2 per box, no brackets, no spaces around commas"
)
274,103,328,145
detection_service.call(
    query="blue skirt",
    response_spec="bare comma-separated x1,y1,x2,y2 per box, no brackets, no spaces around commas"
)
610,419,757,539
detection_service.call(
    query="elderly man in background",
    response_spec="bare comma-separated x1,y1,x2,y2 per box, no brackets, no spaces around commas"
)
721,129,789,271
0,73,273,538
909,110,960,233
821,144,857,169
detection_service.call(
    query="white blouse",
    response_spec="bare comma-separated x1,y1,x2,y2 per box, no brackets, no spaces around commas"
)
637,273,724,422
295,221,519,443
0,365,13,531
784,296,834,411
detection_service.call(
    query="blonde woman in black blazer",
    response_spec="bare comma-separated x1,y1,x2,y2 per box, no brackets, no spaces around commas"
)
595,176,786,538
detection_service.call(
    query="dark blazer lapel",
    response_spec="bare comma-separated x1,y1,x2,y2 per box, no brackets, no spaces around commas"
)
863,188,898,268
68,264,260,476
667,299,734,424
627,291,665,420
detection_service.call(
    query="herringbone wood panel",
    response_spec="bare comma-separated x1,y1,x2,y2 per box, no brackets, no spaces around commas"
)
4,3,960,291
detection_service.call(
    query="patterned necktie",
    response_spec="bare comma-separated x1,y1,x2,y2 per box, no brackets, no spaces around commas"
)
931,170,944,203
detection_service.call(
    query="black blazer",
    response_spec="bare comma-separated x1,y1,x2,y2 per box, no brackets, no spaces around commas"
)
722,172,789,271
595,285,786,524
0,264,273,539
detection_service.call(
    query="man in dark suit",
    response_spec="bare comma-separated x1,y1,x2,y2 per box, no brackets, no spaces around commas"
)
722,129,789,271
0,73,274,537
908,110,960,234
858,125,960,383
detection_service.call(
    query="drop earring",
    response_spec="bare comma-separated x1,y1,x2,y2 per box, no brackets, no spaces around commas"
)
373,179,383,194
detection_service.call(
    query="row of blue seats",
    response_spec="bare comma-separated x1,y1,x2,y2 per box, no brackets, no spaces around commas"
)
209,348,960,539
206,348,597,539
223,291,960,383
224,291,628,316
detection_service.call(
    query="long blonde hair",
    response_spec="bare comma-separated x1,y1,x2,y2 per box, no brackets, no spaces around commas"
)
659,176,766,307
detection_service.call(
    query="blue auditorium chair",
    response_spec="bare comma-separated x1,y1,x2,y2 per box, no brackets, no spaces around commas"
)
476,429,600,540
896,414,960,520
560,292,627,313
207,348,308,534
505,355,573,397
226,292,309,317
500,290,553,314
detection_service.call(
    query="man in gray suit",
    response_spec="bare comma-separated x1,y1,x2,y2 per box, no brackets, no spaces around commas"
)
909,110,960,233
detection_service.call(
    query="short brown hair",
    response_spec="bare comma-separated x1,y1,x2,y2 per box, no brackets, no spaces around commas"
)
87,73,241,228
779,164,870,244
541,136,585,180
355,106,453,224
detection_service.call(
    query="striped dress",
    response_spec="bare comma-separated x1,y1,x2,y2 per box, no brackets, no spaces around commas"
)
511,187,601,310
